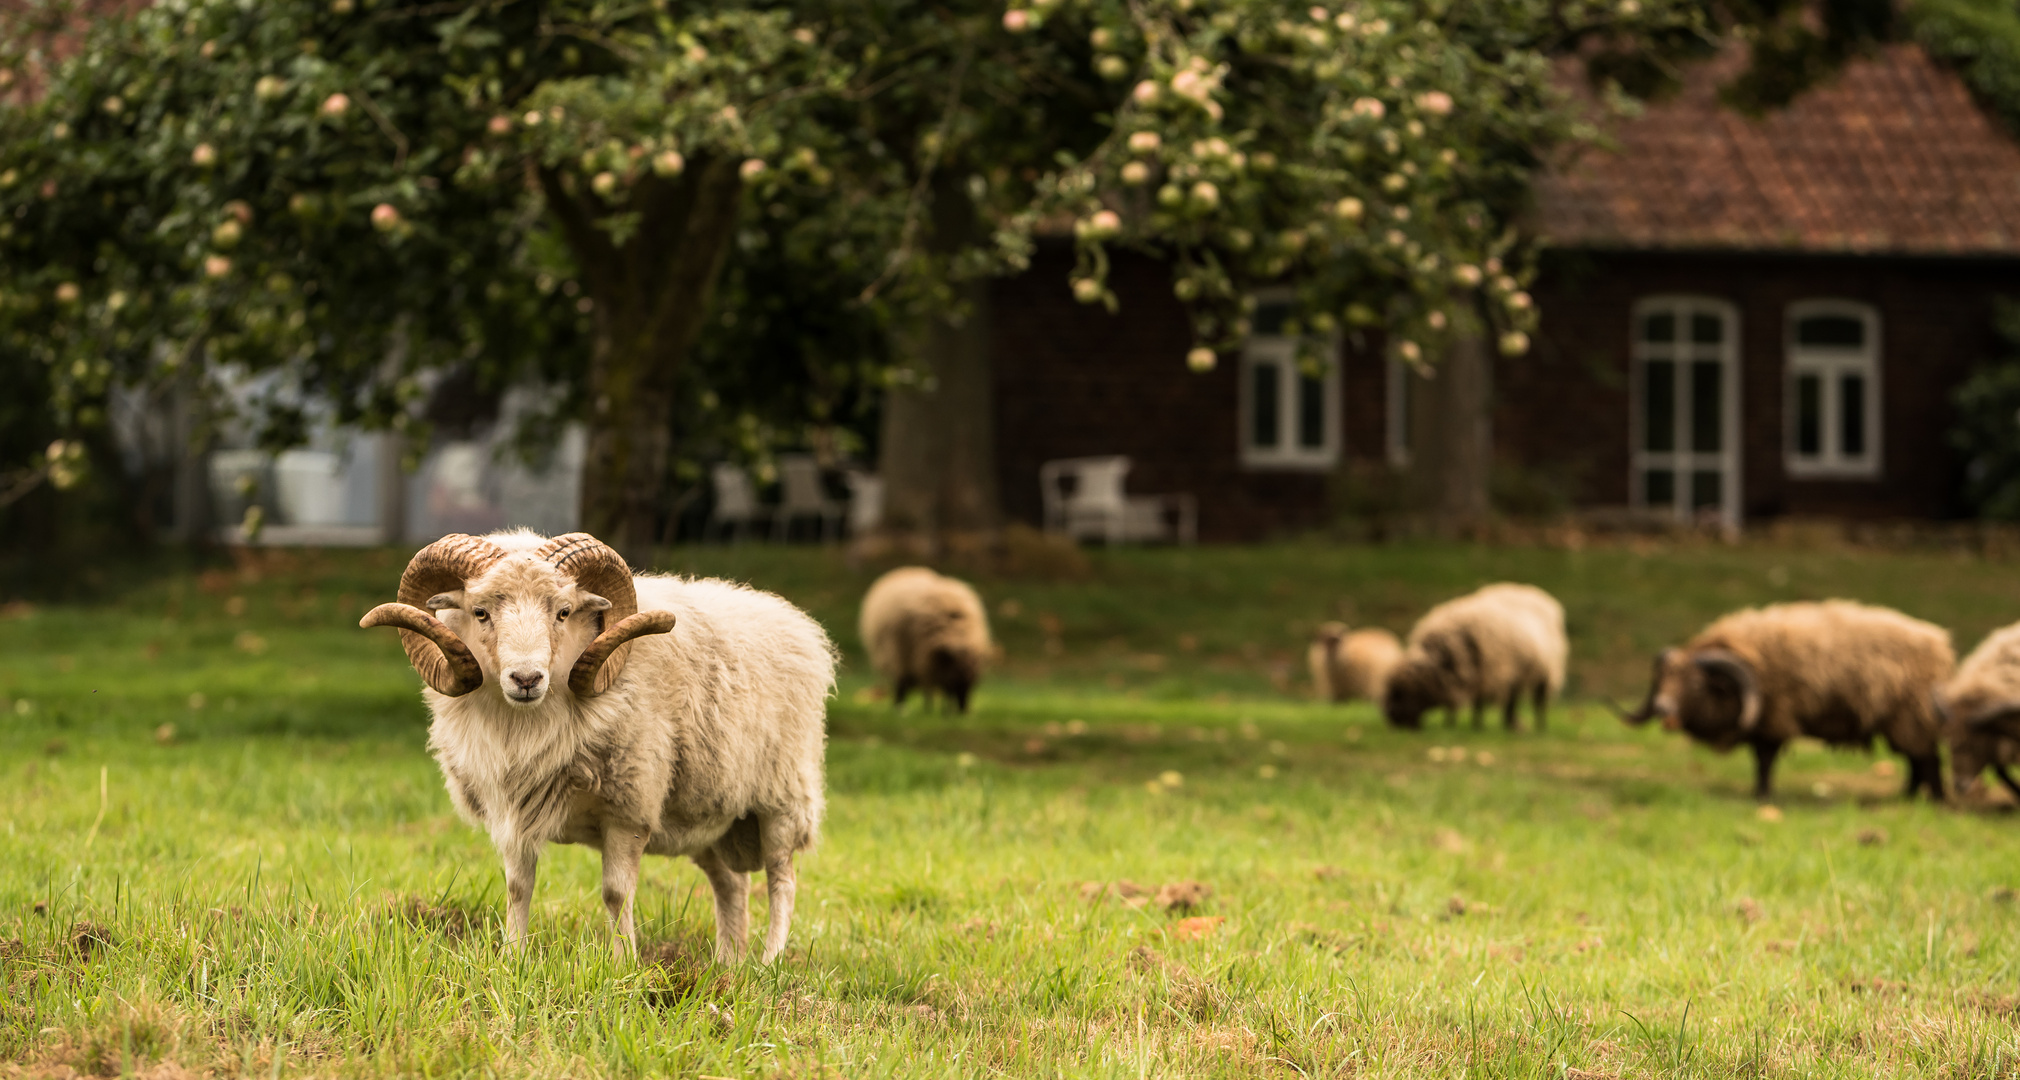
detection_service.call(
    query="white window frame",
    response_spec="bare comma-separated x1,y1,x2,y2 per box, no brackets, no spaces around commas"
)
1629,295,1743,527
1784,299,1882,479
1239,293,1341,471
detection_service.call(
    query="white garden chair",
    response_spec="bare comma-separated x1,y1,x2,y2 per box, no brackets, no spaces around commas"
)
772,454,844,542
1039,455,1197,545
843,470,884,537
708,462,766,542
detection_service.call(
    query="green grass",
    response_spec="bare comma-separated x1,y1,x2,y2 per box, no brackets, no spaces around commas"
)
5,539,2020,1078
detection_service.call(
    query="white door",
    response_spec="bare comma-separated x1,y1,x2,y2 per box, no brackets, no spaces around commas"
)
1630,297,1741,526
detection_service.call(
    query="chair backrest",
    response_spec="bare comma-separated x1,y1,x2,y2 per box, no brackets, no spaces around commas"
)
1039,455,1132,526
711,463,758,518
776,454,827,512
844,470,883,532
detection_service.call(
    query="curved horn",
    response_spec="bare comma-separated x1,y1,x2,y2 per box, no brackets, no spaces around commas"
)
1616,648,1674,726
1692,648,1762,731
367,534,508,696
360,604,484,696
535,533,650,695
568,611,678,697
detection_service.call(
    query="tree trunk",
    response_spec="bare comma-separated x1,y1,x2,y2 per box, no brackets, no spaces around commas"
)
879,278,998,538
877,181,1000,546
1406,311,1493,532
540,158,743,569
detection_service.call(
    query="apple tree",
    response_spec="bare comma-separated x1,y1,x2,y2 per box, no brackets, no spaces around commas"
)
0,0,1878,553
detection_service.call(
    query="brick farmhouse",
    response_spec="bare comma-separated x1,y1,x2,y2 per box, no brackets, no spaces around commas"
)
988,44,2020,540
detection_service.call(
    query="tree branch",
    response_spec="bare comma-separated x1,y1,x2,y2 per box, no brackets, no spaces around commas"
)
858,36,975,304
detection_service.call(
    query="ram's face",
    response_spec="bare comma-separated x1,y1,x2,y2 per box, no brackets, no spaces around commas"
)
1944,704,2020,799
1629,652,1745,741
1380,660,1445,729
1664,662,1749,741
1948,725,2001,799
428,560,611,707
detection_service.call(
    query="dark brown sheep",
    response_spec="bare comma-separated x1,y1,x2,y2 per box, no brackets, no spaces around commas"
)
1382,584,1567,732
1617,600,1953,800
1936,622,2020,802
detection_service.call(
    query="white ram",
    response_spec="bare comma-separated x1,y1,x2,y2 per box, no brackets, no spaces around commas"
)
360,530,834,963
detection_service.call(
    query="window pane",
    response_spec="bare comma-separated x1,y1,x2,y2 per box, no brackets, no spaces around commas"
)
1252,301,1293,337
1645,469,1675,507
1690,360,1722,453
1841,373,1867,457
1691,313,1723,344
1641,312,1675,343
1643,360,1675,452
1691,470,1722,510
1796,374,1821,456
1797,315,1864,347
1297,373,1326,449
1252,362,1281,449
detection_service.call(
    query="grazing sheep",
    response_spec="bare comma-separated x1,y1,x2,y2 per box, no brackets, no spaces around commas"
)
1309,622,1403,703
859,566,992,713
1616,600,1952,800
1382,584,1567,731
359,530,834,963
1937,622,2020,801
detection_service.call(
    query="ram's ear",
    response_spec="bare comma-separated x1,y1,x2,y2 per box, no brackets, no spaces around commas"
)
577,593,614,612
426,592,462,611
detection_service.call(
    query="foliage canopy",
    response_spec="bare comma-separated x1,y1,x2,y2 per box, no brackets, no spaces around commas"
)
0,0,1895,540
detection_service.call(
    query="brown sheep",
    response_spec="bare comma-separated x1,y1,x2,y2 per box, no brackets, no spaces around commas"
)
1382,584,1567,732
1308,622,1403,703
1936,622,2020,802
859,566,992,713
1617,600,1953,800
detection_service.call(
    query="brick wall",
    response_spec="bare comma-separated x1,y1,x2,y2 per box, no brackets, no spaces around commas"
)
991,246,1332,541
990,244,2020,537
1517,249,2020,521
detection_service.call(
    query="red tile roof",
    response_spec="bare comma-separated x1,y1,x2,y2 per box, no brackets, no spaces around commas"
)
1535,43,2020,256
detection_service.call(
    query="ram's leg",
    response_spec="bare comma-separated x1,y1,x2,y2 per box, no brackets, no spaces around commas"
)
894,675,915,709
1470,697,1485,731
758,819,801,964
599,823,651,961
1501,689,1521,731
1532,683,1549,732
693,847,750,963
1994,762,2020,803
502,842,540,952
1751,740,1783,800
1905,754,1945,801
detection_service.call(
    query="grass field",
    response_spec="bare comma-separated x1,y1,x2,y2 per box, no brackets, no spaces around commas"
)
5,538,2020,1078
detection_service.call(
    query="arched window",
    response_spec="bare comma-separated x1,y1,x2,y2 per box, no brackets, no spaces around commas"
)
1785,301,1881,478
1630,296,1741,524
1240,294,1340,470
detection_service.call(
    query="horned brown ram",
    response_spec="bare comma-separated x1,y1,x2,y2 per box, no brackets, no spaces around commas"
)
1616,600,1952,800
